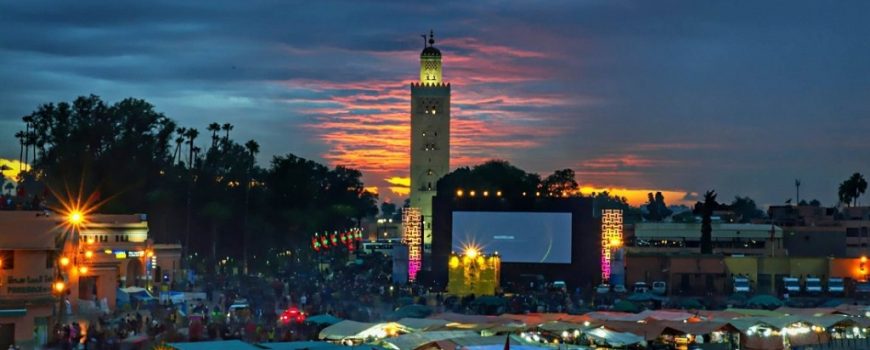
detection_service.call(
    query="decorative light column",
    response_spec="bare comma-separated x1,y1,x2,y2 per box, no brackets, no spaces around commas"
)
402,207,422,282
601,209,624,283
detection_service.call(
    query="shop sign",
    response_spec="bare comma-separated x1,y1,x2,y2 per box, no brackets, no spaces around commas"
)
6,274,52,294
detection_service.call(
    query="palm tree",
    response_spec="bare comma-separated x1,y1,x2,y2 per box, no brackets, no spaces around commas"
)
174,127,187,165
183,128,198,269
22,115,32,167
850,172,867,206
242,140,259,273
699,190,718,254
839,173,868,207
221,123,234,146
14,131,24,172
207,122,221,148
185,128,199,167
201,201,231,271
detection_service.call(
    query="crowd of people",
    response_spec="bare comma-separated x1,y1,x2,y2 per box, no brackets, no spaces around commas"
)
37,245,597,349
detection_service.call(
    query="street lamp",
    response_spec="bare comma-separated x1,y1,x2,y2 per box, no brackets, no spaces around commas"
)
53,279,66,294
68,211,84,226
53,274,67,325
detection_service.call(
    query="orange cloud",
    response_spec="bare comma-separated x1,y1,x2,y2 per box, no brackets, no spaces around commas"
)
385,177,410,187
285,37,580,202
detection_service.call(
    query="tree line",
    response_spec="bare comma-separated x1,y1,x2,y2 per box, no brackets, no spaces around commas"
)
11,95,377,274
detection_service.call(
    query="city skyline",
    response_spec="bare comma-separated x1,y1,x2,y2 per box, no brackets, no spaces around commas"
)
2,1,869,206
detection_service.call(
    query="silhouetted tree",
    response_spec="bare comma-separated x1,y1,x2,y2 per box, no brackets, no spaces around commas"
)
381,202,397,219
839,173,868,207
437,160,541,198
730,196,765,223
242,139,259,273
696,190,718,254
16,95,379,276
14,131,24,171
208,122,221,148
643,192,673,222
540,169,578,197
222,123,234,146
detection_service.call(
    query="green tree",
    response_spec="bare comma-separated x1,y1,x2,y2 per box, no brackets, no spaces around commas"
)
643,192,673,222
18,96,381,276
839,173,868,207
22,95,176,212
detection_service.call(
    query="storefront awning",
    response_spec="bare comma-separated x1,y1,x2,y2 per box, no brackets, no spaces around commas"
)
0,309,27,317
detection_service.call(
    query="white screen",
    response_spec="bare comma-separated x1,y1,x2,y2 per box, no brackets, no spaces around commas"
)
452,211,572,264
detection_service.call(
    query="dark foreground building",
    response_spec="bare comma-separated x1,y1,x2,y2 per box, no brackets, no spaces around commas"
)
428,194,601,290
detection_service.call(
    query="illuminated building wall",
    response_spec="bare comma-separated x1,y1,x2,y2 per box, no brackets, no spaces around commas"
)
601,209,623,282
447,251,500,296
403,207,422,282
410,30,450,255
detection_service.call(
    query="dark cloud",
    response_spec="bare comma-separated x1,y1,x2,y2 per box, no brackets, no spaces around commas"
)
1,0,869,205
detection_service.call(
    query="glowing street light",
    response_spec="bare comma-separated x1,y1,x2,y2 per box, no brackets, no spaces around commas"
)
59,256,70,267
53,279,65,293
68,211,84,226
78,266,88,274
84,250,94,259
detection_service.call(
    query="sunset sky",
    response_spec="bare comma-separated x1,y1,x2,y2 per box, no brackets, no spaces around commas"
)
1,1,869,206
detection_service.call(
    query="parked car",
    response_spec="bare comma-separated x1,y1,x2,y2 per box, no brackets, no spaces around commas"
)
652,281,667,295
613,285,628,294
633,282,649,294
596,284,611,294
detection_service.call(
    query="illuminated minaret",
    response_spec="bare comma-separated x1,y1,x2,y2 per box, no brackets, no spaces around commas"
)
410,30,450,255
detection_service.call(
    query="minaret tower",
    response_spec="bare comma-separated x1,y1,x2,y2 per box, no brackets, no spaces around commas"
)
410,30,450,255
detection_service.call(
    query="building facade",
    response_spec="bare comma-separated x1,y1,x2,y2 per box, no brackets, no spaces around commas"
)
770,205,870,257
0,212,57,348
409,30,451,255
628,222,784,256
0,211,181,347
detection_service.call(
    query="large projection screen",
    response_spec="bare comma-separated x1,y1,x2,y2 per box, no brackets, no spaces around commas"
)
452,211,572,264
